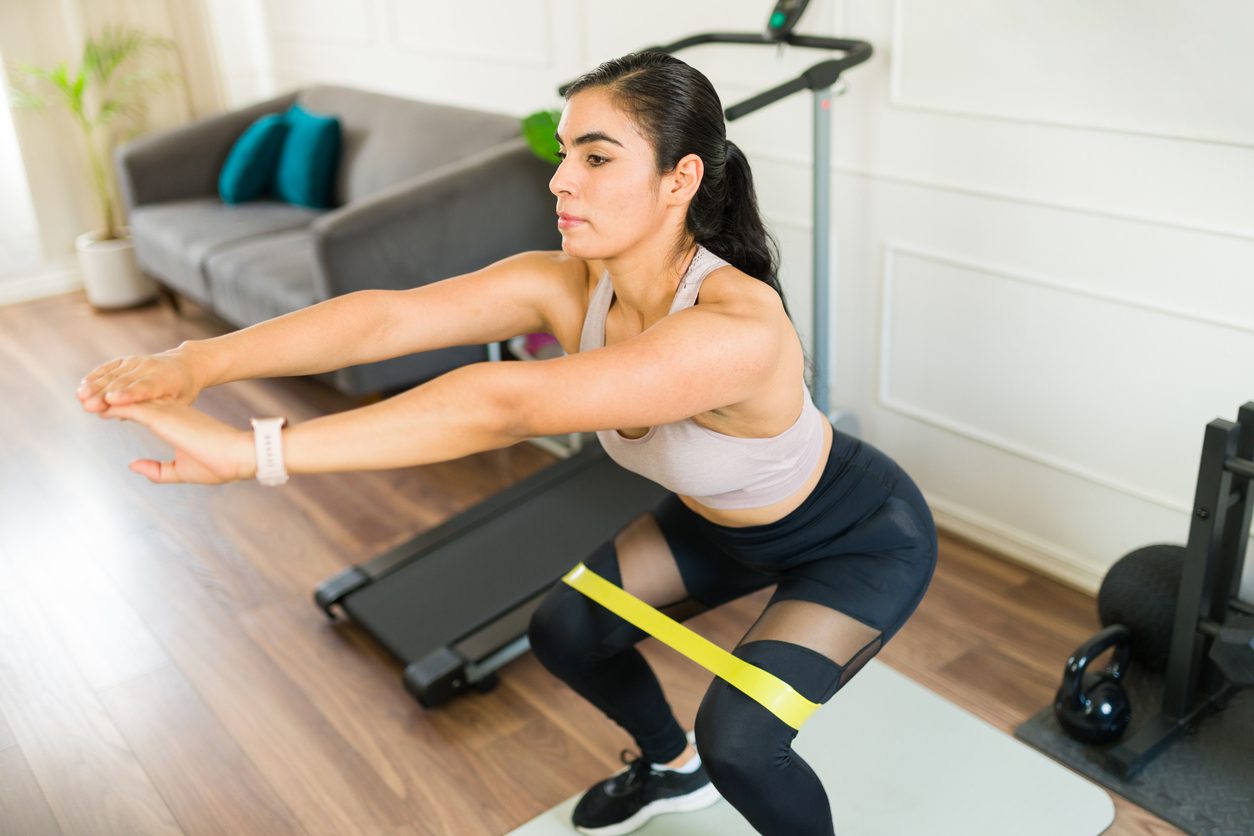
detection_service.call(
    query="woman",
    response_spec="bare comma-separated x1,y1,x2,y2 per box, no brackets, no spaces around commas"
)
78,52,936,836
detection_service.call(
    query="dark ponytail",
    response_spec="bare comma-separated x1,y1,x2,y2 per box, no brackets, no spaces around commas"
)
565,51,791,320
701,139,786,316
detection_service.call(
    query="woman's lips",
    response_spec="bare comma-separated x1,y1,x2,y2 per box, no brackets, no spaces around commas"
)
557,213,586,229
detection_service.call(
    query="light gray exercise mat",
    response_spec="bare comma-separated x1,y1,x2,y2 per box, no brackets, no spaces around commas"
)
510,660,1115,835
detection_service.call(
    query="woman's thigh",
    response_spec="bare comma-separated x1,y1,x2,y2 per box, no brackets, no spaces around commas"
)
772,492,937,644
646,492,780,610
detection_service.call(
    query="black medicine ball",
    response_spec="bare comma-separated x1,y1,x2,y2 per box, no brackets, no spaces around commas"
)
1097,544,1185,672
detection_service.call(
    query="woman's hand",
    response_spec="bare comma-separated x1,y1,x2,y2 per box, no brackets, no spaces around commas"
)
103,400,256,485
77,347,203,413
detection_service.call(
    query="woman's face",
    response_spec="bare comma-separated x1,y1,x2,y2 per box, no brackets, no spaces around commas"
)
549,89,676,259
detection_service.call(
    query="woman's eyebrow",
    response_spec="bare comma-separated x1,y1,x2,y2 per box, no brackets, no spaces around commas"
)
554,130,625,148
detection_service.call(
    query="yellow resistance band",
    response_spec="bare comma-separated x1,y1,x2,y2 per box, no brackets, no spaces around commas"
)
562,562,820,730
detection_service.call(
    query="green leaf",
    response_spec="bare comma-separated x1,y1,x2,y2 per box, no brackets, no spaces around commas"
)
82,39,100,81
98,98,123,121
98,97,143,127
116,68,176,92
15,64,58,86
51,62,69,90
521,109,561,165
69,68,87,116
7,85,46,111
85,24,176,88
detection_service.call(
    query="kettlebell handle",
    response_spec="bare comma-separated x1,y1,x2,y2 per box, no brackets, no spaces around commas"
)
1060,624,1133,704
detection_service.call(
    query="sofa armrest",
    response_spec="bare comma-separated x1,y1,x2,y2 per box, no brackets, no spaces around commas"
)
309,136,560,299
114,90,301,211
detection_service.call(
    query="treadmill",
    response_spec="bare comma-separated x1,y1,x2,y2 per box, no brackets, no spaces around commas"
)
314,0,872,708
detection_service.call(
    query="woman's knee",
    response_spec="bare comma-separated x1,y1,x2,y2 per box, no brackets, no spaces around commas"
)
694,676,793,793
528,540,621,659
694,641,843,784
527,582,601,666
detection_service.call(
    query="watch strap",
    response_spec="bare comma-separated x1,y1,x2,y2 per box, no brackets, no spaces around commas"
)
250,417,289,486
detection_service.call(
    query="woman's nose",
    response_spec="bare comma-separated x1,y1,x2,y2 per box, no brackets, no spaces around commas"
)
549,158,575,197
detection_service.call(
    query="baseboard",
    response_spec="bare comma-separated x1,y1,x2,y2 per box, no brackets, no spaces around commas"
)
0,262,82,307
926,493,1104,595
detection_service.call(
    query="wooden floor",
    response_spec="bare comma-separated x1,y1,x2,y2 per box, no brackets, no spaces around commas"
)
0,290,1182,836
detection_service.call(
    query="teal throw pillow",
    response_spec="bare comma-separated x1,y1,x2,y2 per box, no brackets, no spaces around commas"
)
274,103,342,209
218,113,289,204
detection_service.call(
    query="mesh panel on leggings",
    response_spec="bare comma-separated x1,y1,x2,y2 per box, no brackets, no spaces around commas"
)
616,512,693,609
737,598,885,691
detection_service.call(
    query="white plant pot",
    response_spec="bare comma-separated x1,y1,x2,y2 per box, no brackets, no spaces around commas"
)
75,229,158,309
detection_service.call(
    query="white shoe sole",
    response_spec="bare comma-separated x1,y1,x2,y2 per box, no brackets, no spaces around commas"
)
573,782,723,836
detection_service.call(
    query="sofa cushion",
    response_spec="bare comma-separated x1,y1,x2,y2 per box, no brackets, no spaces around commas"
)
130,198,322,305
204,230,320,327
296,85,522,205
218,113,289,204
275,104,342,209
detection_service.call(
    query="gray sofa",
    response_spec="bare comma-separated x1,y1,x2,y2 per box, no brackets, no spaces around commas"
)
115,84,560,397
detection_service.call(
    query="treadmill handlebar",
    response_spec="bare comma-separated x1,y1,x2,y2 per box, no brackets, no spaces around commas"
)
725,69,804,121
557,32,872,121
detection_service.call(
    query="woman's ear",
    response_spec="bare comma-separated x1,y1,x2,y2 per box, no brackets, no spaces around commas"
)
664,153,704,205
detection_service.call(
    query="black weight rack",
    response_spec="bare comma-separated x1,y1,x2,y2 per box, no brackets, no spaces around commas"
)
1108,401,1254,779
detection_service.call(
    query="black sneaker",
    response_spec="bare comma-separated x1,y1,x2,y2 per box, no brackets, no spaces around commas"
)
572,750,721,835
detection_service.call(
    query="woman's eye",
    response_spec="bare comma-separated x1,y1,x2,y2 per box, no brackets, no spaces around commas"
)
555,150,607,166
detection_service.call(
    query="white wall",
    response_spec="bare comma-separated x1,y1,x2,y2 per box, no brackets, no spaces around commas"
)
15,0,1254,597
849,0,1254,600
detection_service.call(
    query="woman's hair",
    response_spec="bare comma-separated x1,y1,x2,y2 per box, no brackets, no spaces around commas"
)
565,51,792,320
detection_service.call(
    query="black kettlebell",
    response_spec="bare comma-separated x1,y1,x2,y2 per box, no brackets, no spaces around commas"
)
1054,624,1133,745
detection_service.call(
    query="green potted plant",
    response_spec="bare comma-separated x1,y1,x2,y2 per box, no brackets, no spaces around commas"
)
521,108,561,165
7,24,179,309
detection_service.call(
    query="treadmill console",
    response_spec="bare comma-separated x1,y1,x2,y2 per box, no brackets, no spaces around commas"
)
766,0,811,40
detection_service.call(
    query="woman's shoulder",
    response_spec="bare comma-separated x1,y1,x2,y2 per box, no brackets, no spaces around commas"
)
503,251,598,354
696,260,787,320
498,250,596,301
508,249,591,279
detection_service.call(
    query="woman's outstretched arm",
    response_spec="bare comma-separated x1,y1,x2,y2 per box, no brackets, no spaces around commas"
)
282,298,781,473
102,277,782,484
78,251,574,411
99,360,523,484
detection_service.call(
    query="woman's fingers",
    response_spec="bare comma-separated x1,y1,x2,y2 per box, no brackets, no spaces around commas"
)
82,361,244,487
105,400,254,485
80,357,125,388
79,386,114,413
78,358,138,411
105,401,179,441
80,356,130,388
101,375,152,405
128,458,180,484
78,353,195,413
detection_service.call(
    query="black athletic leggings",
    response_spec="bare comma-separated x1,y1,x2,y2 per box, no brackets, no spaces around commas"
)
528,429,937,835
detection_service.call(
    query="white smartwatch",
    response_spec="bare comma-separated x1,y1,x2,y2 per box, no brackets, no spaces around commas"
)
250,417,289,486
